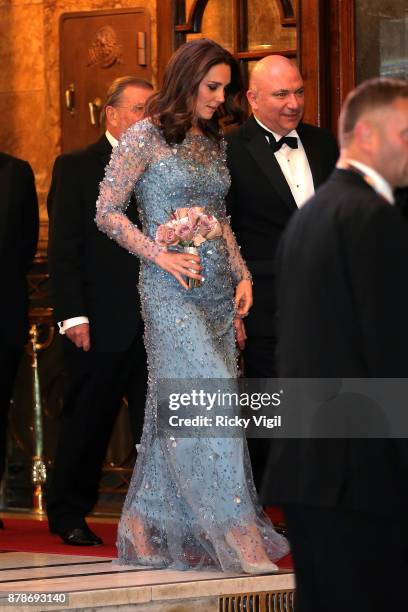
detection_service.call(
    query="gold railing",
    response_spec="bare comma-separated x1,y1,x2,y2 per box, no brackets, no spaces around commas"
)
7,262,136,514
27,307,54,513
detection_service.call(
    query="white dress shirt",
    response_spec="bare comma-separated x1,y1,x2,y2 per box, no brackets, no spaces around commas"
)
105,130,118,148
58,130,117,335
254,116,315,208
342,158,394,205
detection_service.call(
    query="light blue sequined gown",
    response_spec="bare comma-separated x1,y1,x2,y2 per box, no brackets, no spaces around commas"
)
96,119,288,571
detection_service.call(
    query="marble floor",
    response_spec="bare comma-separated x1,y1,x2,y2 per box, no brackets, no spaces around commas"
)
0,551,295,612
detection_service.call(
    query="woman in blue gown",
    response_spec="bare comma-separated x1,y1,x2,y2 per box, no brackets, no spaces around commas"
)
96,38,289,573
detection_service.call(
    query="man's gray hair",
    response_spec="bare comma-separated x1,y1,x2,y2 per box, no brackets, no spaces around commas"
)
101,76,153,126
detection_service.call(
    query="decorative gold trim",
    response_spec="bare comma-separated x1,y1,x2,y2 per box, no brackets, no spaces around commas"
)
220,589,295,611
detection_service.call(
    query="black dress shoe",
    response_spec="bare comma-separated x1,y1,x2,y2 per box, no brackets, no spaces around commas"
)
58,526,103,546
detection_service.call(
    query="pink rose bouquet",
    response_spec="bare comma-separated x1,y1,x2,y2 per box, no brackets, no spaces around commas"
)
155,206,222,248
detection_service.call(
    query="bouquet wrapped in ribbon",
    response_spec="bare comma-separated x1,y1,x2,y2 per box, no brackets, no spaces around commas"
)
155,207,222,287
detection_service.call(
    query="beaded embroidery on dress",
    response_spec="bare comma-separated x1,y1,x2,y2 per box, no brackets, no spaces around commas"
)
96,119,289,571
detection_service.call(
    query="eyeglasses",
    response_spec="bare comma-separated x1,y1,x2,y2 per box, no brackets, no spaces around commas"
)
116,104,146,114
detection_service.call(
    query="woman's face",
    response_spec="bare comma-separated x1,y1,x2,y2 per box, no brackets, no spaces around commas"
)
195,63,231,121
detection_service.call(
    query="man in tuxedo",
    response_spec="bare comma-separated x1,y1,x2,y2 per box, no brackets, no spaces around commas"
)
47,76,153,546
226,55,338,487
261,78,408,611
0,153,38,527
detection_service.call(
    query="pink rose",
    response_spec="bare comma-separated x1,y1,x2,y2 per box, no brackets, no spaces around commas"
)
192,234,206,247
205,219,222,240
174,207,190,220
196,214,222,240
155,223,179,246
197,216,213,237
188,207,204,228
175,222,194,243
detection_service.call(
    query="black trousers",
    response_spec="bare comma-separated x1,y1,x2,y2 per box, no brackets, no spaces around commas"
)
243,335,277,491
283,504,408,612
46,329,147,533
0,347,23,485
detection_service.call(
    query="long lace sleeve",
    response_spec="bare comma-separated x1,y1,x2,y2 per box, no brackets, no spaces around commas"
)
95,120,165,262
222,221,252,283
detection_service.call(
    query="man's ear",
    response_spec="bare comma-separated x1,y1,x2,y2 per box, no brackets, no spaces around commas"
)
247,89,257,110
105,105,117,127
354,120,374,151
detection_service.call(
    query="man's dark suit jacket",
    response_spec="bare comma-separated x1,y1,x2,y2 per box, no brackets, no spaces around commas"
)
226,116,339,337
47,135,141,352
0,153,39,348
261,169,408,514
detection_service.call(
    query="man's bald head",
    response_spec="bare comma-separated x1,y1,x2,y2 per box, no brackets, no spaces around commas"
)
250,55,301,90
247,55,305,135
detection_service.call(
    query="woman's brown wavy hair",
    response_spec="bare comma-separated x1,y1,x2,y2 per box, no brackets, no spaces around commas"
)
145,38,244,145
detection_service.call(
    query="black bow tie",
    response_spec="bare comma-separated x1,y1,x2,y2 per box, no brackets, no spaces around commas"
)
261,128,298,152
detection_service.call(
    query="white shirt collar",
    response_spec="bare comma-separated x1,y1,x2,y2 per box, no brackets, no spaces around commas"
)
253,115,299,142
105,130,118,148
344,159,394,205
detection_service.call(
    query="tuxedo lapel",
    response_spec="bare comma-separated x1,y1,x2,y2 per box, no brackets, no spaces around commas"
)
298,123,324,188
92,134,112,170
242,117,297,212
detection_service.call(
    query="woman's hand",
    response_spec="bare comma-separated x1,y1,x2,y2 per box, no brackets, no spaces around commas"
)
155,250,202,290
234,279,253,317
234,317,247,350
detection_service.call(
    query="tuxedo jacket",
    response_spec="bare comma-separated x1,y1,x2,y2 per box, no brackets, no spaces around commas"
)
47,135,141,352
0,153,38,348
226,116,339,336
261,169,408,513
395,187,408,218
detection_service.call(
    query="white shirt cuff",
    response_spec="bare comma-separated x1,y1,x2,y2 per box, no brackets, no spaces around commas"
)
58,316,89,335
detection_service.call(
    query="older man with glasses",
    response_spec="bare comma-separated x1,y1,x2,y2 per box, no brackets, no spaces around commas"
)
46,76,153,546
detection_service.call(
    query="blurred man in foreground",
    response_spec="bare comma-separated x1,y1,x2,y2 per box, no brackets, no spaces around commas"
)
261,78,408,612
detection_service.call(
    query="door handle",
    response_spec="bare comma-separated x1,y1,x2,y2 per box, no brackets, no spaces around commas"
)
65,84,75,115
137,32,147,66
88,97,102,126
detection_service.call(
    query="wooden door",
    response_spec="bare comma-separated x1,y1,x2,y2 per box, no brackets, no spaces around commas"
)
60,8,152,153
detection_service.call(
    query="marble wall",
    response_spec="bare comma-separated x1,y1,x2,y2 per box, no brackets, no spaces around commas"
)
0,0,157,249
